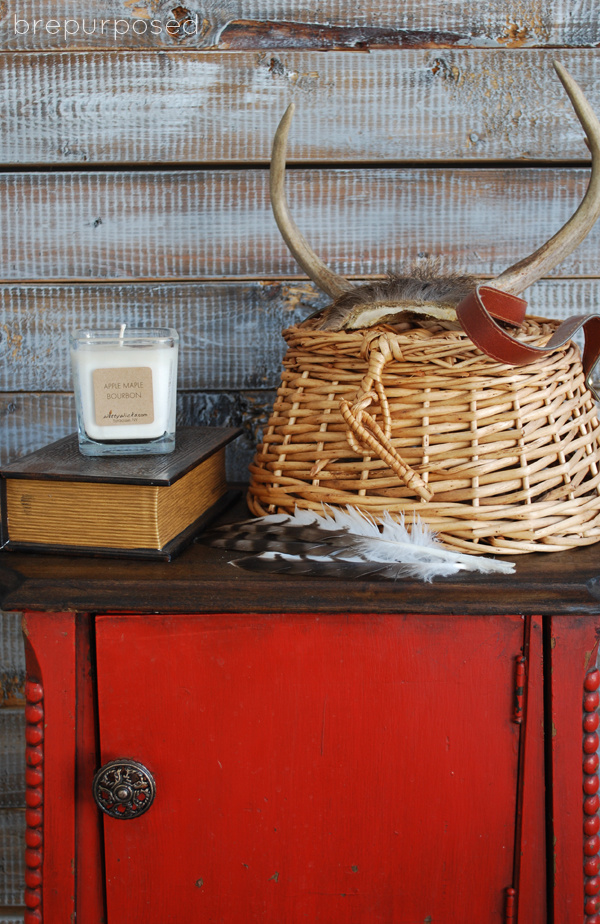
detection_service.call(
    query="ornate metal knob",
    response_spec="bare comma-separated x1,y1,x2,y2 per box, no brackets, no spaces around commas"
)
92,759,156,819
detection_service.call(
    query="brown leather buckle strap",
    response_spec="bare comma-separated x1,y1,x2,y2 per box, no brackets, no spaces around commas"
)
456,285,600,399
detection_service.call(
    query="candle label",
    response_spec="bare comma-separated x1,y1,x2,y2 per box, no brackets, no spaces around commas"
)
92,367,155,427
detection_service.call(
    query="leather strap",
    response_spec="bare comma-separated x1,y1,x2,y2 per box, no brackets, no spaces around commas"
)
456,285,600,396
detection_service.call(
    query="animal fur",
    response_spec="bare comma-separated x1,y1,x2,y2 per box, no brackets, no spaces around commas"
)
309,264,478,331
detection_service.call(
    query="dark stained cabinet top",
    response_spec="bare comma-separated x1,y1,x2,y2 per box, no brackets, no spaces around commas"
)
1,496,600,616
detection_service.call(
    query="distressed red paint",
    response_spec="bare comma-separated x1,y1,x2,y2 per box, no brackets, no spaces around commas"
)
93,612,529,924
14,602,555,923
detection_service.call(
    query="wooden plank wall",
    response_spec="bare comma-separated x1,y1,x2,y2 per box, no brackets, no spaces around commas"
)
0,1,599,915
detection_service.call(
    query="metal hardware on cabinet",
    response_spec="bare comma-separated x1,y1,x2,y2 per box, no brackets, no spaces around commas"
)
92,758,156,819
513,655,526,724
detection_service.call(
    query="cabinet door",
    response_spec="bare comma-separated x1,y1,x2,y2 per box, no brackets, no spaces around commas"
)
95,612,525,924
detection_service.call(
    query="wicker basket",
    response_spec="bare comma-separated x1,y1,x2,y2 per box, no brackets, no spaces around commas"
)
247,316,600,554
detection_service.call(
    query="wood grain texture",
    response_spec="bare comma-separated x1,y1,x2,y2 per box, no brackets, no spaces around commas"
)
0,282,318,390
0,712,25,808
0,279,595,392
0,612,24,708
3,495,600,616
0,50,598,165
0,1,597,50
1,168,599,281
0,810,24,906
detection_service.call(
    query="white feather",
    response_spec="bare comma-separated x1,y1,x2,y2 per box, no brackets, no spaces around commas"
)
206,505,515,582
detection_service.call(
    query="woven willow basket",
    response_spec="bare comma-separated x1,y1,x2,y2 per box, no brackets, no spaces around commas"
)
247,316,600,554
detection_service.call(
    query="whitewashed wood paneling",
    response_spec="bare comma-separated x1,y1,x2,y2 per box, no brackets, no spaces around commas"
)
0,50,598,164
0,811,24,906
0,1,597,50
0,282,319,390
0,613,24,709
0,168,598,280
0,714,25,808
0,279,596,392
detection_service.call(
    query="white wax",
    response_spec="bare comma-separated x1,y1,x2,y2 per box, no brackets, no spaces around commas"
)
71,343,177,440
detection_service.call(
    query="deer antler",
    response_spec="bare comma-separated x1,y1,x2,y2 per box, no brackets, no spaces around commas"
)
271,64,600,308
493,62,600,295
270,103,354,298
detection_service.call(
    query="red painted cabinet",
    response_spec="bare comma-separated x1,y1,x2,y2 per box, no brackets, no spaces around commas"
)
4,529,600,923
95,612,527,924
19,607,548,924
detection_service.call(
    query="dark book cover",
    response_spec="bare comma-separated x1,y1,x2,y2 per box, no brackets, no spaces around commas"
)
1,426,242,486
0,426,242,560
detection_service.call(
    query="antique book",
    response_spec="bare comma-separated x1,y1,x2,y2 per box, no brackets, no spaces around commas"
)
0,426,242,559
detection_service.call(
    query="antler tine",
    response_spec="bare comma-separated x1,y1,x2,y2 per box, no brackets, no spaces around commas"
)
270,103,354,298
493,62,600,295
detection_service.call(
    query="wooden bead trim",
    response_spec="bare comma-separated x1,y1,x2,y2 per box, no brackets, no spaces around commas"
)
24,678,44,924
584,665,600,922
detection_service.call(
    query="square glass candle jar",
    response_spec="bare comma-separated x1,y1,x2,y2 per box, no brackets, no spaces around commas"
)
70,327,179,456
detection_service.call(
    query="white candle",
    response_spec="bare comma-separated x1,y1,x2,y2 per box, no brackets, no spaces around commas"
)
70,328,178,455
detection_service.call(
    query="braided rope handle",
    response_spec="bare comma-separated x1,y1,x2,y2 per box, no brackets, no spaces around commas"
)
340,334,433,502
